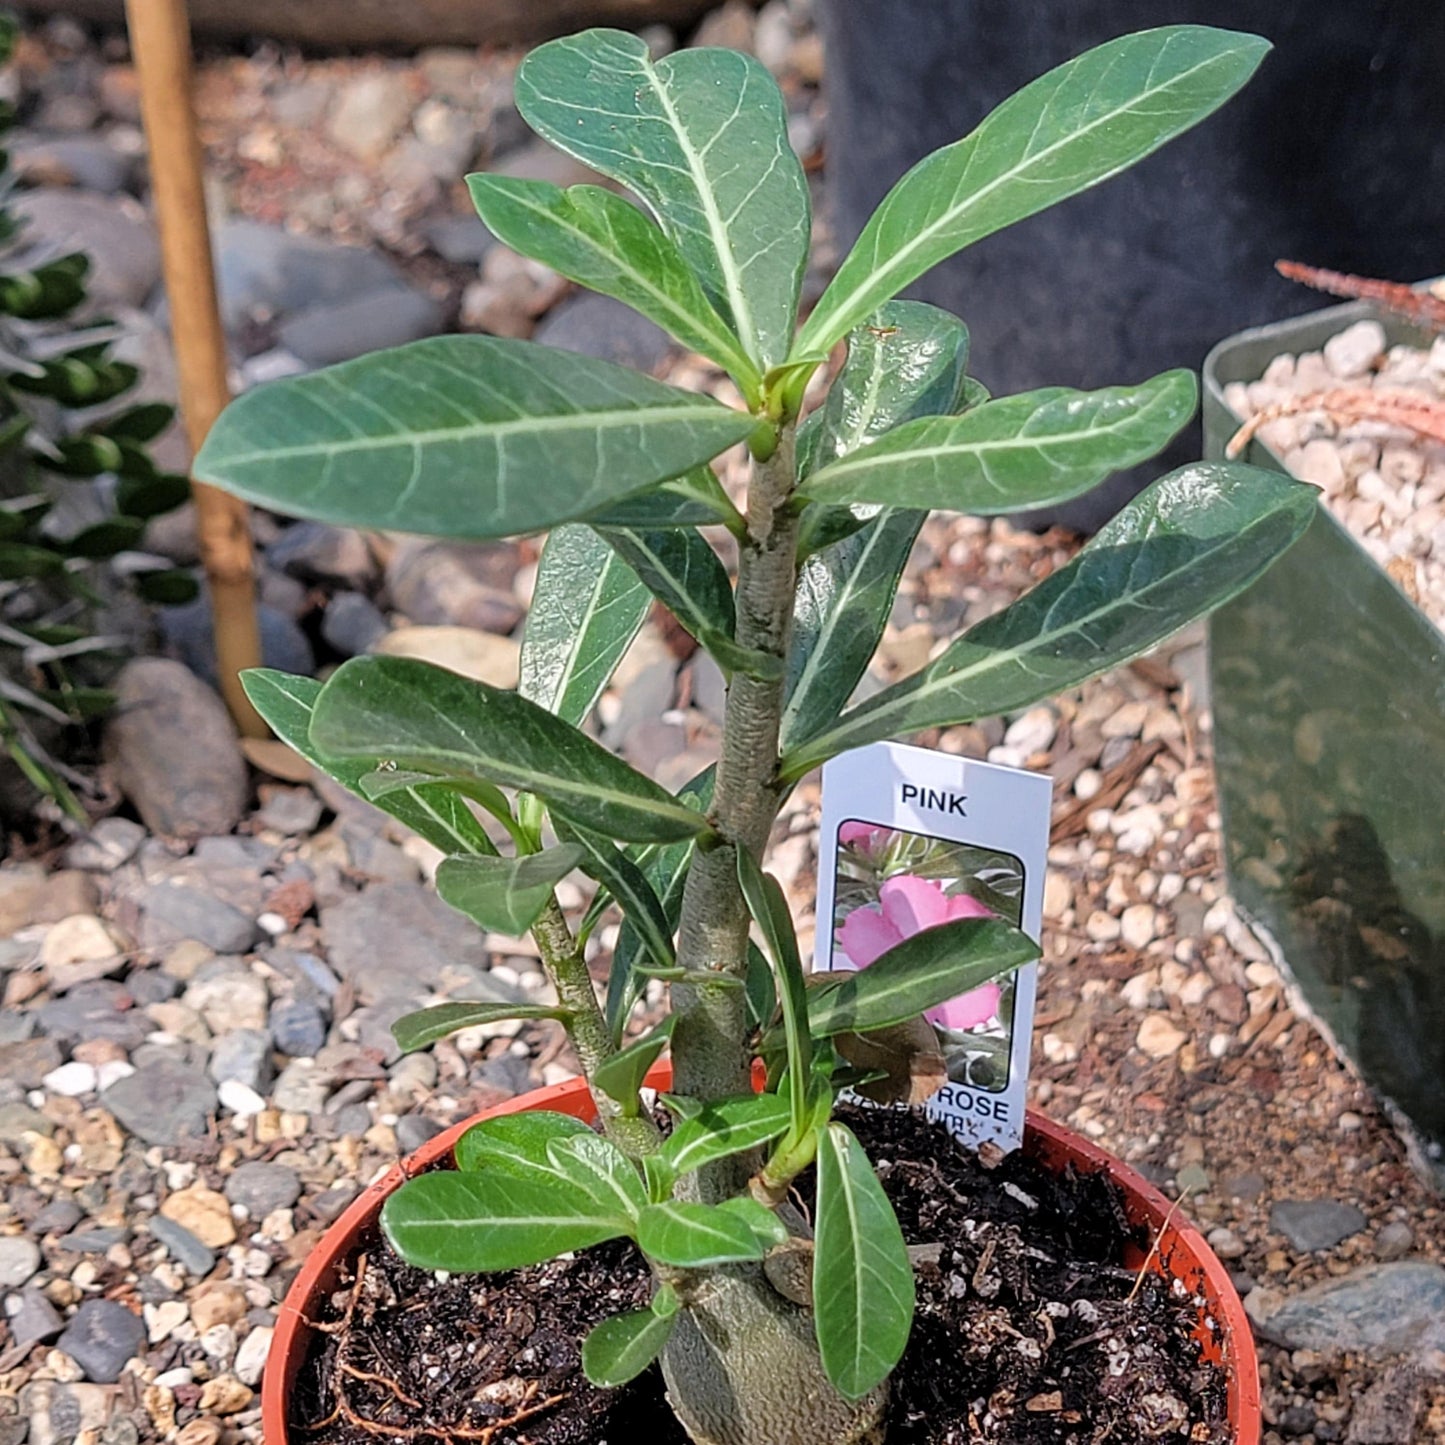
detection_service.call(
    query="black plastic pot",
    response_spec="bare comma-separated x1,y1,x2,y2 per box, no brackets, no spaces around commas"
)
1203,298,1445,1186
819,0,1445,528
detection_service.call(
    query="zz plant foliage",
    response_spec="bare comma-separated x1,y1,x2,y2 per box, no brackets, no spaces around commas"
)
0,15,194,820
198,25,1311,1445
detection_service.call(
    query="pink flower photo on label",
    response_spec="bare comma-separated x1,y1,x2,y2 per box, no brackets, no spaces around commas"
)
835,874,1002,1031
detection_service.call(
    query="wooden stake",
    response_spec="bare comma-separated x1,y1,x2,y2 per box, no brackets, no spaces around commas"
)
124,0,265,737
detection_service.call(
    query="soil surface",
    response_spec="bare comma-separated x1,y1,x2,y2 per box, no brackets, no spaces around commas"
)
296,1105,1227,1445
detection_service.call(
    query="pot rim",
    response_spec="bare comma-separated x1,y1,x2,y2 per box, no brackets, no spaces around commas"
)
262,1074,1260,1443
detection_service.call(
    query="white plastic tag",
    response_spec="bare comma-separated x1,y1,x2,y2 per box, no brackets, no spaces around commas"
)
816,740,1051,1153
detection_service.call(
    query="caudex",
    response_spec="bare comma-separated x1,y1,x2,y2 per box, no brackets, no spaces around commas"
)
198,25,1313,1445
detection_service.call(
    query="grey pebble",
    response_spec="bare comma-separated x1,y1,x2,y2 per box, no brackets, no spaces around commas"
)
9,1286,64,1347
396,1113,445,1154
64,818,145,873
254,788,324,837
101,1056,217,1146
321,591,389,658
148,1214,216,1277
137,882,259,955
1374,1220,1415,1260
56,1298,146,1383
124,968,178,1006
1249,1260,1445,1355
39,982,149,1051
208,1027,275,1092
56,1226,129,1254
224,1161,302,1218
0,1235,41,1289
27,1198,82,1237
269,998,328,1058
1270,1199,1368,1253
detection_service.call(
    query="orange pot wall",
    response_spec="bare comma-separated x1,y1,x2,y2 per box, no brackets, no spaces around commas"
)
262,1071,1261,1443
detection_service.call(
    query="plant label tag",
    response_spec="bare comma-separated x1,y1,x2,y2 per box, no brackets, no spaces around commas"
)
816,739,1051,1154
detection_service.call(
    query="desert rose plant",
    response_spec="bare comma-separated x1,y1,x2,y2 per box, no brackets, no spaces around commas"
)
196,25,1312,1445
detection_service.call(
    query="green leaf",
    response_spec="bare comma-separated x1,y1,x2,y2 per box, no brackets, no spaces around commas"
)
582,1306,677,1387
658,1093,793,1179
797,302,970,482
594,525,735,649
587,468,741,531
517,29,810,369
454,1110,591,1175
780,463,1316,779
636,1199,774,1267
381,1168,630,1272
593,1016,675,1116
309,655,709,843
434,846,586,937
716,1195,789,1248
797,27,1271,355
133,569,200,606
59,517,146,558
391,1001,570,1055
240,669,498,858
814,1123,914,1399
520,524,649,726
736,851,811,1135
798,371,1199,514
607,768,714,1036
358,768,518,843
806,917,1039,1038
469,176,760,391
549,1133,648,1218
554,818,676,974
0,542,65,579
194,335,754,541
782,512,922,755
115,470,191,520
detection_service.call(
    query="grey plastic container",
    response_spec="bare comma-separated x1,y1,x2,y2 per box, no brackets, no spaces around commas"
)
1203,298,1445,1183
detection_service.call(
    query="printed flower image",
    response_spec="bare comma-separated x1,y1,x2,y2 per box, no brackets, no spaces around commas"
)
832,822,1026,1092
836,875,1001,1031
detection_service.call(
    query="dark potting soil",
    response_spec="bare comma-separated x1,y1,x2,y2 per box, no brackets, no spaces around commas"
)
293,1105,1230,1444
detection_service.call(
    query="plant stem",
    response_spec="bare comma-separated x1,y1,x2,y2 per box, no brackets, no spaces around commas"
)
671,427,799,1198
531,896,660,1157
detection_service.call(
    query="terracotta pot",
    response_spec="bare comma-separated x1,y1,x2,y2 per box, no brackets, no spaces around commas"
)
263,1075,1261,1442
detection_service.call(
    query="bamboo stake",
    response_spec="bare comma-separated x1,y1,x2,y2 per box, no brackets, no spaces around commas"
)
124,0,265,737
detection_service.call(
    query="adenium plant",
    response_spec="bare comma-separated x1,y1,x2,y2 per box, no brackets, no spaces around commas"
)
197,25,1312,1445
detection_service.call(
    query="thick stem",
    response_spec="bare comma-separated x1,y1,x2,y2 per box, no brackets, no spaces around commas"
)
671,430,800,1182
531,897,660,1157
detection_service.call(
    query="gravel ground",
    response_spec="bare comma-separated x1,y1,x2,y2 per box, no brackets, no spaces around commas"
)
2,6,1443,1444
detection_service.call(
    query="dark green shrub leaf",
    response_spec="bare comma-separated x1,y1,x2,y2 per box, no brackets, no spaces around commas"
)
636,1199,774,1267
799,27,1271,353
781,463,1316,778
592,1016,675,1116
391,1001,571,1055
814,1123,913,1399
132,569,200,606
308,655,710,843
582,1304,676,1387
594,525,735,649
658,1093,793,1178
434,846,586,937
518,30,809,369
454,1110,591,1175
194,336,754,542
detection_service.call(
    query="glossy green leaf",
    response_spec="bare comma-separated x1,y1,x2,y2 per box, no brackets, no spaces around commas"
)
549,1133,648,1217
806,917,1039,1039
517,29,809,368
520,524,649,727
194,335,754,541
607,768,714,1036
469,176,760,390
717,1195,789,1248
797,302,970,482
0,542,64,579
582,1305,676,1387
636,1199,774,1267
240,669,497,858
588,468,741,531
797,27,1271,355
736,851,810,1134
814,1123,914,1399
798,371,1198,514
554,818,676,974
391,1001,570,1055
309,655,709,843
434,845,586,937
381,1168,630,1272
780,463,1316,779
658,1093,793,1179
594,525,735,649
782,512,922,755
454,1110,591,1176
593,1016,675,1116
359,768,517,842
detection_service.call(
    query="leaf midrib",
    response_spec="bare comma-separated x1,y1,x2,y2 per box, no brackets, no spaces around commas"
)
803,390,1177,492
799,40,1236,354
206,398,743,468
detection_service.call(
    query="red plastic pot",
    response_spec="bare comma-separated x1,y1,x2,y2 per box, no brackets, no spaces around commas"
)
262,1074,1261,1443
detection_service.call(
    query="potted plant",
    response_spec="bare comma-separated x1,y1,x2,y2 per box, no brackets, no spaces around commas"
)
196,24,1312,1443
1203,274,1445,1185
